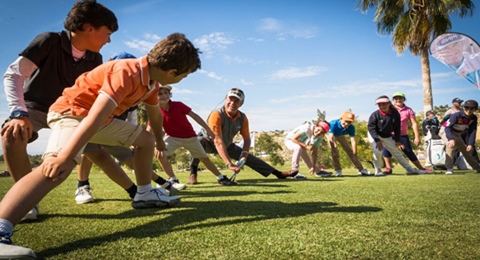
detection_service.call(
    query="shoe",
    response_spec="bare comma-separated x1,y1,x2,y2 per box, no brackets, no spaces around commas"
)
445,169,453,175
131,188,180,209
406,169,426,175
293,173,307,180
218,177,238,186
156,183,179,196
187,174,199,184
358,169,372,176
75,185,94,204
423,168,433,173
0,232,37,259
334,169,342,177
383,168,392,174
168,178,187,190
375,171,385,177
315,170,332,177
282,170,299,178
21,205,39,222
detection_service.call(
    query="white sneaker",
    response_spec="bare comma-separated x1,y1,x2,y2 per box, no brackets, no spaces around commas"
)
406,168,426,175
293,173,307,180
21,205,39,222
156,182,179,196
168,178,186,190
445,169,454,175
358,169,372,176
0,242,36,260
375,171,385,177
335,169,343,177
131,188,180,209
75,185,94,204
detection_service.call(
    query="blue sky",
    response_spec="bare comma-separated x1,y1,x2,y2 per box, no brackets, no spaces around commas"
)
0,0,479,155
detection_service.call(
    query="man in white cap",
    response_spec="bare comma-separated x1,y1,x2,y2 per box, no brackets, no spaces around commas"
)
188,88,298,184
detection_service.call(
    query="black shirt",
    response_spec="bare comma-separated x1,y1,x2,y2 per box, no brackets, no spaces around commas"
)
20,30,102,112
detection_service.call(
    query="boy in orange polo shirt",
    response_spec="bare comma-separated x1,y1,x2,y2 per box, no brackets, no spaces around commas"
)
0,33,201,258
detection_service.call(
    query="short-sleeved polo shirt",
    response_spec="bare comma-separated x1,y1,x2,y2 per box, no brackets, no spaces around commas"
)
50,56,159,124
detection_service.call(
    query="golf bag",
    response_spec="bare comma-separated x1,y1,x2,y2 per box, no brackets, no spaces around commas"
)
425,131,446,170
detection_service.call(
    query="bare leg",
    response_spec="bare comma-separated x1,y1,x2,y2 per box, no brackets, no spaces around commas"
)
77,154,93,182
0,160,76,225
384,157,392,169
131,131,156,186
199,157,222,176
1,135,31,182
84,150,135,189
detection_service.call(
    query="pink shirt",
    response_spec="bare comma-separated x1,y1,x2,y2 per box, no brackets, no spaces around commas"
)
396,105,415,135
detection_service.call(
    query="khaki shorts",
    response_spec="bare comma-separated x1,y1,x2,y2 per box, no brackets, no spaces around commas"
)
1,108,49,143
163,136,208,158
44,111,143,164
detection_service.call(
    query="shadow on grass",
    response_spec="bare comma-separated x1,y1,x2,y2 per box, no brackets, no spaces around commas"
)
37,197,382,258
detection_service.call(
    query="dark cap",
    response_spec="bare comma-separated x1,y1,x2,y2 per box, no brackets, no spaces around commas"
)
452,98,463,104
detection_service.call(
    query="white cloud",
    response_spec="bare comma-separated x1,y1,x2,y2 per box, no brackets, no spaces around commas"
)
257,18,318,40
198,69,224,81
269,66,327,80
194,32,235,58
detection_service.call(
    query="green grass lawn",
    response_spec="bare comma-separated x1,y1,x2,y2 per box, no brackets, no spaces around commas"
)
1,166,480,259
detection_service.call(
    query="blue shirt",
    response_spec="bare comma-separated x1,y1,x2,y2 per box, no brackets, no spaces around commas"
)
328,119,355,137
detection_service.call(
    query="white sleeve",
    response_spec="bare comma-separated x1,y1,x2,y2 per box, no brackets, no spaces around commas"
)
3,56,38,112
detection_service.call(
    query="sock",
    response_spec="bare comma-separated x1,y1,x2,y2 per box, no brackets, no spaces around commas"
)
153,176,167,185
190,165,198,175
78,180,90,188
137,184,152,194
125,184,137,199
0,219,13,234
217,174,225,180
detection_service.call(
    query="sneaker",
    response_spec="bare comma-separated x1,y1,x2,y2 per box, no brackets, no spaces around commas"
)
0,232,37,259
218,177,238,186
156,183,179,196
445,169,454,175
423,168,433,173
375,171,385,177
383,168,392,174
21,205,39,222
282,170,299,178
358,169,372,176
131,188,180,209
168,178,186,190
406,169,427,175
293,173,307,180
75,185,94,204
187,174,199,184
315,170,332,177
334,169,342,177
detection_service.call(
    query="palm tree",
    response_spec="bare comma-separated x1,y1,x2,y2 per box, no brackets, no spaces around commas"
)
356,0,475,112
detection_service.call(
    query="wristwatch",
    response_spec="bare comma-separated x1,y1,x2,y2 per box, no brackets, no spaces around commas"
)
9,110,29,119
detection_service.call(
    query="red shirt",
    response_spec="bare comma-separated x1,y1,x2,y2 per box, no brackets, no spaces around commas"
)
161,101,196,138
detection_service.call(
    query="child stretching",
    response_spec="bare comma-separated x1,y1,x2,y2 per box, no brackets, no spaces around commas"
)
367,95,426,176
0,32,201,258
148,85,237,186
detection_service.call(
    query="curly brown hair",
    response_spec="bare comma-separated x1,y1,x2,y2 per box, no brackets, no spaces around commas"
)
147,33,202,75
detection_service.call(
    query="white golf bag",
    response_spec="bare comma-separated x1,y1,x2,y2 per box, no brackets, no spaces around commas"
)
425,131,447,170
